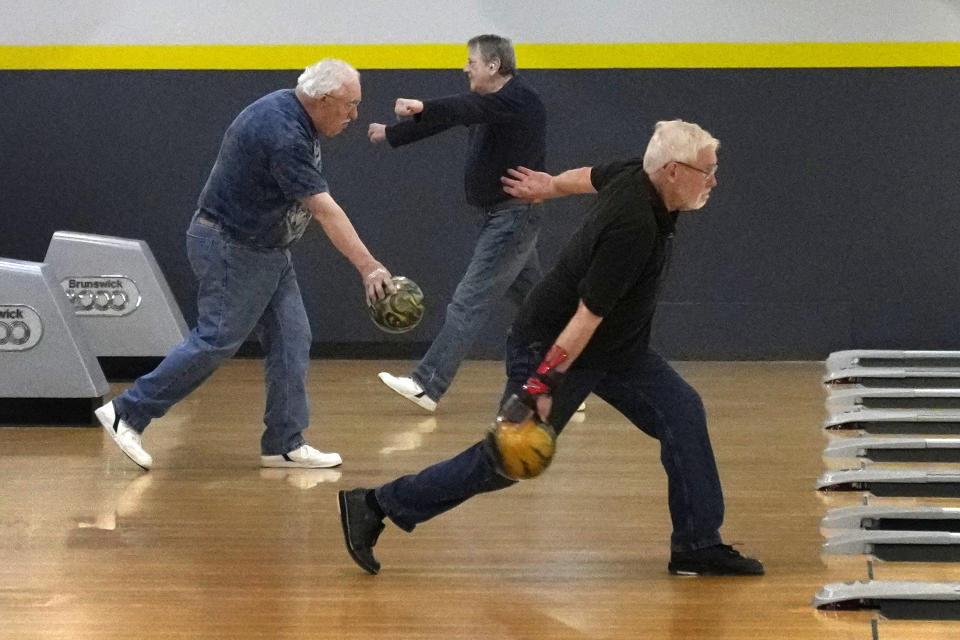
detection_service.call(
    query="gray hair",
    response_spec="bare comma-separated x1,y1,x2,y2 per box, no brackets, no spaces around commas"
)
643,120,720,173
467,34,516,76
296,58,359,98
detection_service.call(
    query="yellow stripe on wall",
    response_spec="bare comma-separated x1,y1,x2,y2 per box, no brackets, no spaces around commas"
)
1,42,958,70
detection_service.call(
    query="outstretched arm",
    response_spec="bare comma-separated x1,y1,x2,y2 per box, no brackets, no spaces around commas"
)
501,166,596,202
369,99,426,143
303,192,395,302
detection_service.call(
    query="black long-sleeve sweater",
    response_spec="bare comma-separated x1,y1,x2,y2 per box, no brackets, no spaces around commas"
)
385,74,546,207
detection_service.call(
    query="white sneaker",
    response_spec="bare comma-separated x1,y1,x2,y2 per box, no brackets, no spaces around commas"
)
95,401,153,470
261,444,342,469
377,372,437,412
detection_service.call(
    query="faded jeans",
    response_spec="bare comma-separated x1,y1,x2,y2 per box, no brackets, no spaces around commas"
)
377,335,725,552
411,202,542,401
112,213,312,455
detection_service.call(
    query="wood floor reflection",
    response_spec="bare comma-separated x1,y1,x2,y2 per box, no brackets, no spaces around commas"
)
1,359,958,639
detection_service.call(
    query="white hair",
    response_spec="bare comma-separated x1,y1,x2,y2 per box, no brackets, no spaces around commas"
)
296,59,359,98
642,120,719,173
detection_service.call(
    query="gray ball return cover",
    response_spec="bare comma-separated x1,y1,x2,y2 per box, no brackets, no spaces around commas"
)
813,580,960,619
823,409,960,434
821,505,960,532
0,258,107,398
44,231,188,358
827,350,960,371
816,468,960,497
823,436,960,463
822,529,960,561
826,387,960,412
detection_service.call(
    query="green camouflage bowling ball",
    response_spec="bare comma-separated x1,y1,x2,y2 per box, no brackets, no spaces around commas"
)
368,276,425,334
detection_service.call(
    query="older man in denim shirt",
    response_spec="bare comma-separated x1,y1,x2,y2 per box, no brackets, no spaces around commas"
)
96,59,394,471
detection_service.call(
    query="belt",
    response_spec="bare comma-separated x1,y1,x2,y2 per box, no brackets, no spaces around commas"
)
482,198,530,214
192,211,286,250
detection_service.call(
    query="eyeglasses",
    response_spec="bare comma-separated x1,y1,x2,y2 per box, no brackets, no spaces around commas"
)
671,160,717,179
323,93,361,110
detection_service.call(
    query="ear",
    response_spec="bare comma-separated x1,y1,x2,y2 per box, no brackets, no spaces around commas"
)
664,162,679,182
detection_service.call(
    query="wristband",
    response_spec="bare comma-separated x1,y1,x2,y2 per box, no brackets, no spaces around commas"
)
522,344,568,397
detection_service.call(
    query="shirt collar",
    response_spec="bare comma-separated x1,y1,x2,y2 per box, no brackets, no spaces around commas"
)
288,88,318,137
640,171,676,235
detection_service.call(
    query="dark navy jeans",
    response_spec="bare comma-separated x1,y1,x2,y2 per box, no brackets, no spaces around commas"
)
376,335,725,552
113,214,312,455
411,202,542,401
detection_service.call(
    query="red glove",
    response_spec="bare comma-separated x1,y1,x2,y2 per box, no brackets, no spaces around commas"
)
518,344,568,410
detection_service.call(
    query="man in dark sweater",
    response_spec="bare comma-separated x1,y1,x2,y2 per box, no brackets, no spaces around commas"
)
339,120,764,578
368,34,546,412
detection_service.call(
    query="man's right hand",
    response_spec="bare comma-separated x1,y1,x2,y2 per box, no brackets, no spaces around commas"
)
360,261,395,303
368,123,387,143
394,98,424,117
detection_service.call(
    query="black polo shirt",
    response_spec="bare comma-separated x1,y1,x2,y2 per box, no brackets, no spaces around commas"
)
511,157,677,370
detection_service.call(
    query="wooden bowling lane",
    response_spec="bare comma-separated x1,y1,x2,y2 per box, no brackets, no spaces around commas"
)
1,359,956,638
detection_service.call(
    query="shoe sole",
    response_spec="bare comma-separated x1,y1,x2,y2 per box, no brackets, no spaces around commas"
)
668,566,765,577
260,457,342,469
95,404,152,471
337,491,379,575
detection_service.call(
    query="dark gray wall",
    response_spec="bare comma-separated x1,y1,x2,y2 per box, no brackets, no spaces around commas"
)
2,68,959,359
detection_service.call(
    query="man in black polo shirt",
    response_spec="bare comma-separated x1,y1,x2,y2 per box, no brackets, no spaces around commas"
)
368,34,546,413
340,120,764,577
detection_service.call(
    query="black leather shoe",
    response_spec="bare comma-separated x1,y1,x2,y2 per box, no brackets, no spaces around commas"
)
338,489,385,575
668,544,764,576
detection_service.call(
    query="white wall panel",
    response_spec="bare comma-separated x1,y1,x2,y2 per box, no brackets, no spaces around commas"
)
2,0,958,44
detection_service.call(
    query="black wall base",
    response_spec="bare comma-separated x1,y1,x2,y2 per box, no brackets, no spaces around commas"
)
236,341,436,360
0,397,102,426
97,356,166,381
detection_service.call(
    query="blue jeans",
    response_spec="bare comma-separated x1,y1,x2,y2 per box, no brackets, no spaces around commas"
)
112,215,312,455
411,202,542,401
376,335,725,552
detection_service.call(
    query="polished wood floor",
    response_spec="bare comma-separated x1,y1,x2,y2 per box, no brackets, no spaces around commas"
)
2,359,959,639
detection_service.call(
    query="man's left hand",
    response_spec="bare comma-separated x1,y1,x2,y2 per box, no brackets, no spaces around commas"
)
501,166,549,202
368,123,387,143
